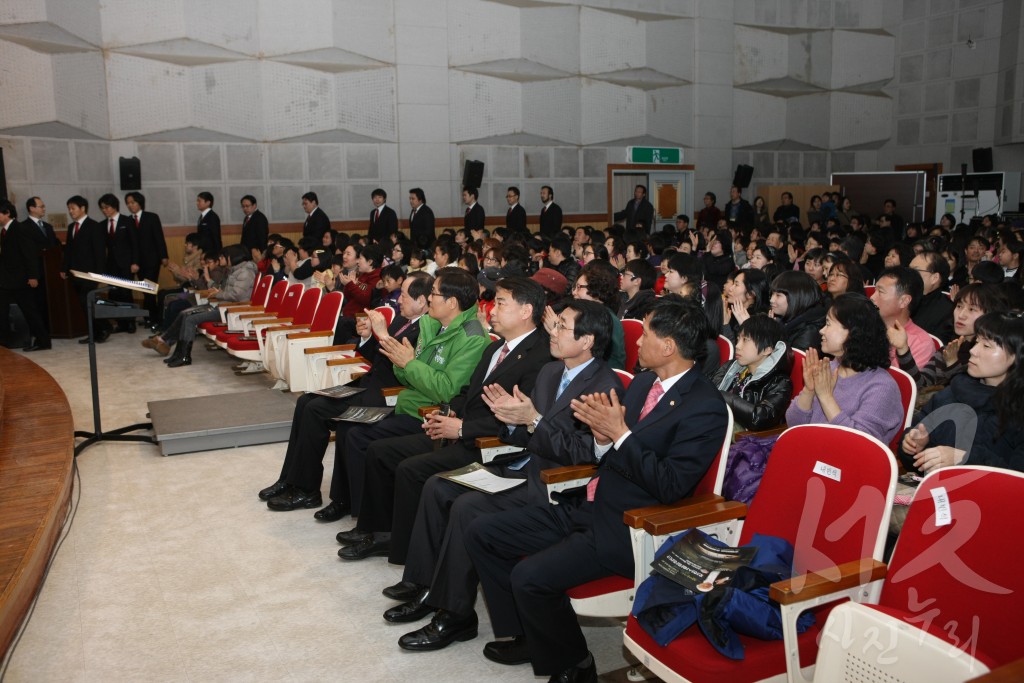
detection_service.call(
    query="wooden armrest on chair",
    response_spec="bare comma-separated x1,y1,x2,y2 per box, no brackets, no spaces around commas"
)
287,330,334,340
418,405,440,418
640,499,749,536
622,493,724,529
238,311,272,320
253,316,292,326
381,386,406,407
735,424,788,440
475,436,506,449
305,344,357,355
264,324,301,334
968,657,1024,682
351,372,367,381
222,304,262,313
326,356,365,366
541,464,598,484
769,559,887,606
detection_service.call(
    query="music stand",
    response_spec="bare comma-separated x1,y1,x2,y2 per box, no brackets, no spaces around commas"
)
71,271,160,457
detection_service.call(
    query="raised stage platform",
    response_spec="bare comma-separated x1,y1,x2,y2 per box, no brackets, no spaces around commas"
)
148,389,298,456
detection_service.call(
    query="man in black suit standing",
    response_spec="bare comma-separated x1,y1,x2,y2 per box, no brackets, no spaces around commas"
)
125,191,168,326
98,193,140,333
465,298,729,681
390,300,622,655
504,186,527,233
335,276,552,562
22,196,59,338
538,185,562,239
260,272,433,513
196,191,221,253
62,195,108,343
614,184,655,233
408,188,435,250
0,200,49,350
239,194,268,255
301,191,331,242
462,187,485,234
369,188,398,244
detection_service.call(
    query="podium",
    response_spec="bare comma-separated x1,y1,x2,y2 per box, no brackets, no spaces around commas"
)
72,271,159,456
41,247,87,338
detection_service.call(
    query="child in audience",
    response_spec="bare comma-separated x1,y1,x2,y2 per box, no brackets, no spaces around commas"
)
378,264,405,311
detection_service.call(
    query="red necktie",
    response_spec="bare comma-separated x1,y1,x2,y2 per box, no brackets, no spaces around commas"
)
488,343,510,377
541,205,546,215
73,222,79,238
588,380,665,502
134,214,140,227
507,207,512,216
374,208,379,223
465,207,470,216
109,218,115,237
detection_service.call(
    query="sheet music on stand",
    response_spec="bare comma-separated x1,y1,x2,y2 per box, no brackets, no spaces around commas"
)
70,270,159,294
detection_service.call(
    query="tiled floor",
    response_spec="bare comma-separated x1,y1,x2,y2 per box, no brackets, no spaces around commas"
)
2,334,634,682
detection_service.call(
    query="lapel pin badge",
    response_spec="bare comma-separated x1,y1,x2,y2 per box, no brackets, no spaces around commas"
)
669,400,675,406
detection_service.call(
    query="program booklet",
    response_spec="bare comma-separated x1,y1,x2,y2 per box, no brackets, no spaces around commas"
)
331,406,394,424
439,462,526,495
312,385,365,399
651,530,758,592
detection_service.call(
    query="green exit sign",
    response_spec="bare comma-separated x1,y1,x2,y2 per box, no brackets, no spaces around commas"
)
628,147,682,164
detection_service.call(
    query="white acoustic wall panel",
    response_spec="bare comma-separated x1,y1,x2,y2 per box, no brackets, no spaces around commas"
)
335,67,398,141
791,30,832,90
0,0,46,24
186,0,259,56
521,6,580,74
647,85,692,145
646,18,694,81
523,78,582,144
785,93,830,148
0,40,56,127
735,26,788,85
261,62,336,140
448,0,520,67
449,71,521,141
831,30,894,90
192,60,262,139
830,92,891,148
106,54,190,138
733,89,786,147
99,0,184,48
45,0,101,46
257,0,332,57
581,79,644,144
53,51,109,138
580,8,645,75
332,0,396,64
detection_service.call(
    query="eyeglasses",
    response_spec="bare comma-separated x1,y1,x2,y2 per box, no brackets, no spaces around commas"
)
553,320,575,332
428,290,446,299
828,271,848,280
912,267,933,275
623,273,638,280
572,283,588,292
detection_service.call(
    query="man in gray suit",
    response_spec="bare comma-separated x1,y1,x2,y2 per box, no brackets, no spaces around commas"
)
386,299,623,656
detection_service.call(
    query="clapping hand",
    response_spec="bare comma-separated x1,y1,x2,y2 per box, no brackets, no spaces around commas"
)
902,424,929,456
730,300,750,325
571,390,628,445
811,353,838,401
543,305,558,334
886,320,910,356
913,445,965,474
942,337,963,368
379,335,415,368
801,348,820,394
364,307,389,339
482,385,538,425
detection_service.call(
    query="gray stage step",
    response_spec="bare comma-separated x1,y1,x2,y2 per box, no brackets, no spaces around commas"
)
148,389,298,456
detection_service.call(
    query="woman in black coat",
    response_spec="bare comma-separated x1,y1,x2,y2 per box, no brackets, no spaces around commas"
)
769,270,827,352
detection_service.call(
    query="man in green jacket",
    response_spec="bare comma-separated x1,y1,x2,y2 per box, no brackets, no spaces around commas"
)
334,267,492,518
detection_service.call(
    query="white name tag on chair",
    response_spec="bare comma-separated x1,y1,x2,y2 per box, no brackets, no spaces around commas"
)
813,461,841,482
931,486,952,526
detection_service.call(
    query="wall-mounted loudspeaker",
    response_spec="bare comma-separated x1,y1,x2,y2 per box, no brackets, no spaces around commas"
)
732,164,754,189
462,160,484,190
972,147,993,174
119,156,142,191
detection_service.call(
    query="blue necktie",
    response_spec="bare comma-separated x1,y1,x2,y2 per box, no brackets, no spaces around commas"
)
555,370,571,400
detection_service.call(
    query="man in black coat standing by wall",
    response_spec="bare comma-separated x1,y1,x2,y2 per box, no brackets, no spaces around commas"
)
614,184,655,233
463,187,485,234
196,191,221,253
98,193,139,333
21,196,59,337
504,186,527,233
0,200,49,350
369,188,398,244
125,191,168,326
538,185,562,239
302,191,331,242
62,196,107,343
408,188,435,250
239,194,269,255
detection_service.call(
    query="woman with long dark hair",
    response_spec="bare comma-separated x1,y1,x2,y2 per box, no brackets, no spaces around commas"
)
769,271,827,351
722,268,769,341
702,229,736,288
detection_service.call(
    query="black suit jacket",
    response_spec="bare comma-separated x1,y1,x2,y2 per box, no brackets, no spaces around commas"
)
369,205,398,244
588,369,729,576
614,198,655,233
104,214,139,276
353,316,422,403
912,289,955,344
198,210,222,253
409,204,435,248
134,211,168,270
63,217,106,275
303,207,331,241
503,359,623,504
0,221,41,288
539,202,563,238
505,204,527,232
240,210,268,253
464,203,485,232
450,328,552,446
22,218,59,250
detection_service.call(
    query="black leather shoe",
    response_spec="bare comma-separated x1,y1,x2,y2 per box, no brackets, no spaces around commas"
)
398,610,478,651
383,589,432,623
314,500,350,522
267,487,322,511
95,329,110,343
78,337,91,344
548,656,597,683
483,636,531,665
258,480,287,501
24,343,52,352
336,528,372,546
337,537,390,561
383,580,425,601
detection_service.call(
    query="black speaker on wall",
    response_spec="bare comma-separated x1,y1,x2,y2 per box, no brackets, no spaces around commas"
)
119,156,142,191
0,148,7,200
462,160,484,190
732,164,754,189
972,147,993,174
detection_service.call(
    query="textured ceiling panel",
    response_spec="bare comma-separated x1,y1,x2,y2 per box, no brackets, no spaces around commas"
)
45,0,101,46
521,5,579,73
261,61,336,140
647,85,692,146
191,61,262,139
53,51,109,138
106,53,190,138
99,0,184,47
523,77,581,144
830,92,892,149
733,89,786,147
785,92,830,149
257,0,332,56
646,18,693,81
831,30,894,90
449,71,521,142
735,25,788,85
448,0,521,67
185,0,259,56
0,39,56,128
580,7,645,74
335,67,398,141
580,78,644,144
331,0,396,64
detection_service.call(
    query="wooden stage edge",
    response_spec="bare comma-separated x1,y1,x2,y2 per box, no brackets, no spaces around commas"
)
0,348,75,659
